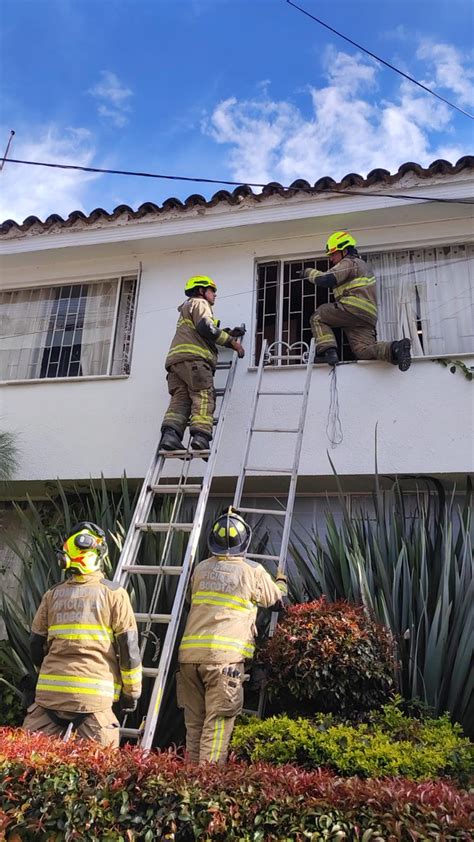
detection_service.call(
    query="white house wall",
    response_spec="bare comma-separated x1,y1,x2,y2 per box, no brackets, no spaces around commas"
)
1,211,473,486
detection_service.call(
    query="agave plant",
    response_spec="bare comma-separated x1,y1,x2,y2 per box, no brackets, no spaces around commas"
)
289,471,473,737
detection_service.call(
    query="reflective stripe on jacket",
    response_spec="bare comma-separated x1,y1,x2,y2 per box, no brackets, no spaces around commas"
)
178,555,285,664
165,298,231,371
324,256,378,323
31,572,142,713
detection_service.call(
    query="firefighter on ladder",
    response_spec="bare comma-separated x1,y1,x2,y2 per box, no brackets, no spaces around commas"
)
159,275,245,454
306,231,412,370
22,522,142,747
176,507,287,764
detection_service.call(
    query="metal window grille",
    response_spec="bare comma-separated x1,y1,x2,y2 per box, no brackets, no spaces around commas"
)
0,275,138,382
255,258,355,365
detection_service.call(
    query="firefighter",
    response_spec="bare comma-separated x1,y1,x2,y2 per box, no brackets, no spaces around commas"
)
306,231,411,370
159,275,245,453
176,507,287,764
22,522,142,748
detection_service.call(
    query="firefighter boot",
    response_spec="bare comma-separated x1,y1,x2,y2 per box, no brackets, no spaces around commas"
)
390,339,411,372
190,432,211,456
324,348,339,366
159,427,184,452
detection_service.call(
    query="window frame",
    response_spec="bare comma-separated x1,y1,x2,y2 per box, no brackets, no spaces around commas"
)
0,272,139,384
252,242,474,365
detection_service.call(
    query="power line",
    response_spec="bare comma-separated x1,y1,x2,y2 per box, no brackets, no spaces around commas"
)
1,157,474,205
286,0,474,121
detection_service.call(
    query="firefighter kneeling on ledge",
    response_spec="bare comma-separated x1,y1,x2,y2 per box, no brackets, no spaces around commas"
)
22,522,142,747
176,507,287,764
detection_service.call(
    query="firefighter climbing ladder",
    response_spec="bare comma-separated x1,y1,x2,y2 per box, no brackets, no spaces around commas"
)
113,352,239,750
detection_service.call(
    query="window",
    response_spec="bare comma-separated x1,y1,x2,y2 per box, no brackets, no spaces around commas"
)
0,275,138,381
255,243,474,363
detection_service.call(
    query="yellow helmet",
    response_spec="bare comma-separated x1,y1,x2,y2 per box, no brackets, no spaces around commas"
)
184,275,217,297
325,231,357,254
57,522,107,574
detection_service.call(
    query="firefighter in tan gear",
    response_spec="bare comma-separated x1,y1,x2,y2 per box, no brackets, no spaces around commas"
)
306,231,411,370
159,275,245,453
176,508,287,764
23,522,142,748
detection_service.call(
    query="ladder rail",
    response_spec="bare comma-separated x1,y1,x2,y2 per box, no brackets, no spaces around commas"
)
233,340,268,508
140,352,239,749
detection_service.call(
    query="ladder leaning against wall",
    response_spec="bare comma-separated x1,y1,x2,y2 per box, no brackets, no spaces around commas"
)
113,351,239,750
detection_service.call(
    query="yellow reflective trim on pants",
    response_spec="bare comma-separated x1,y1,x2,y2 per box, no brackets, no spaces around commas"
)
190,415,213,424
167,344,214,361
334,275,376,298
315,333,334,342
210,717,225,761
341,296,378,316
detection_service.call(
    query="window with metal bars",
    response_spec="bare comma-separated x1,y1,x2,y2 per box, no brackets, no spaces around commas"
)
0,276,138,381
255,244,474,364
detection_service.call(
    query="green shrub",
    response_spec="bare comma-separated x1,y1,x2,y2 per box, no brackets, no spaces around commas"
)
1,727,473,840
259,598,395,717
231,700,474,785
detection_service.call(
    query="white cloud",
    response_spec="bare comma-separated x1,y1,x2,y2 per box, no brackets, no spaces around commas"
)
204,44,470,185
0,126,99,222
417,40,474,110
88,70,133,127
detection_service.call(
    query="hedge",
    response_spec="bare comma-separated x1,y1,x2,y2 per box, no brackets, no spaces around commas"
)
1,728,473,841
231,702,473,784
258,599,395,717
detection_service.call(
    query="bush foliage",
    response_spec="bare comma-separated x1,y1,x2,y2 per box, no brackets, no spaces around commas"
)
231,700,473,785
259,598,395,717
1,728,473,841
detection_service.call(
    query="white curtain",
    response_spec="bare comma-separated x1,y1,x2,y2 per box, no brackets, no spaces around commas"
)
367,251,424,355
414,244,474,355
79,281,118,376
0,287,55,380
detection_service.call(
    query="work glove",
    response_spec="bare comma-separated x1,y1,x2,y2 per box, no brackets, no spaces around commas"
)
304,268,324,282
228,326,246,338
119,695,138,714
19,673,37,708
231,339,245,359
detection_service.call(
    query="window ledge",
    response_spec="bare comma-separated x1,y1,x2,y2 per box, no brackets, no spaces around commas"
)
246,352,474,372
0,374,130,387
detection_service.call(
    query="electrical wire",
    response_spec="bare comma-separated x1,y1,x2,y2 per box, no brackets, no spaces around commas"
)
1,157,474,205
285,0,474,121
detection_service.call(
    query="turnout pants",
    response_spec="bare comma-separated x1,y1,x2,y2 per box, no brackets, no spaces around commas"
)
23,703,120,748
162,360,215,438
176,663,244,764
310,303,392,361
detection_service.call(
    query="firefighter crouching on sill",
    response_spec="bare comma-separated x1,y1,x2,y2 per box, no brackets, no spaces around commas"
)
159,275,245,454
306,231,412,370
176,507,287,765
22,522,142,747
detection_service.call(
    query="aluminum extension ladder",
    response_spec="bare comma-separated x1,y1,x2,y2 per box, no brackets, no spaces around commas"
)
233,339,315,715
233,338,315,579
113,352,239,750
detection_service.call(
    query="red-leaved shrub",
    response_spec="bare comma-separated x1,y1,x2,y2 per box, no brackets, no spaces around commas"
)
1,727,473,840
259,598,396,716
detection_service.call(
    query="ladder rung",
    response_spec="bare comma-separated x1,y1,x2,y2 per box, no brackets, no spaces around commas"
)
246,552,281,561
123,565,184,575
266,354,306,360
258,390,304,396
137,522,194,532
120,727,143,739
215,388,225,396
252,427,299,433
159,449,211,458
215,361,232,369
150,484,202,494
239,507,287,517
134,612,172,623
142,667,160,677
245,467,293,474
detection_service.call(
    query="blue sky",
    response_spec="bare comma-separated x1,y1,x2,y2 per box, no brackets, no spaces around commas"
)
1,0,473,222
